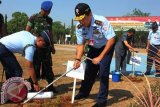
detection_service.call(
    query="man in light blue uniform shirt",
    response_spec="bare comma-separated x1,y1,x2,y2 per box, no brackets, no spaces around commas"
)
73,3,115,107
145,22,160,77
0,30,51,91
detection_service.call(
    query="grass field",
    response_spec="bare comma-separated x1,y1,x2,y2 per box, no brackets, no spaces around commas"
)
0,44,159,107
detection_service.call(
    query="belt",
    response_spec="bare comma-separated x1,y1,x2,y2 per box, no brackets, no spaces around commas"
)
88,45,105,50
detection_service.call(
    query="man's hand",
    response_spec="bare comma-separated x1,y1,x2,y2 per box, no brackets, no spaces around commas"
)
33,84,39,91
73,59,81,69
92,56,101,65
52,47,56,54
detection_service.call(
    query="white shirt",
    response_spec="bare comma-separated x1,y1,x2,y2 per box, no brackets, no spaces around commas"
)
148,29,160,45
0,31,36,62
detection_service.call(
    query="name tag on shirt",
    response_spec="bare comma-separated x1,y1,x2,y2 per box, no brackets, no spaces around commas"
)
89,39,94,46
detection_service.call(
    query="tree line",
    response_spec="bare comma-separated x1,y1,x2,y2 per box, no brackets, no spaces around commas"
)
3,8,150,48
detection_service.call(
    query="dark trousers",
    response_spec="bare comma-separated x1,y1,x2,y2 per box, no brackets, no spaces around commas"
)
78,45,114,103
33,48,54,90
115,50,127,73
146,45,160,73
0,43,22,79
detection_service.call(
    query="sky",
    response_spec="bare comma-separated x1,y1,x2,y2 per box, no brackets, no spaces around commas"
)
0,0,160,27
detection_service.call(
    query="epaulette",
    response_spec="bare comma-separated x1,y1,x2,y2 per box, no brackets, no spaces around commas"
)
22,44,35,56
95,20,103,26
77,24,83,29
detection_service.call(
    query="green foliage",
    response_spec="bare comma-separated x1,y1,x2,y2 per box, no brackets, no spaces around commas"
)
7,12,28,34
65,28,70,35
52,21,65,43
70,35,76,44
5,11,73,44
133,31,149,48
0,13,7,36
70,19,76,44
125,8,150,16
115,31,124,42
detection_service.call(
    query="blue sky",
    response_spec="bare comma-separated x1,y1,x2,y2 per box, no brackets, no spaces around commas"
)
0,0,160,27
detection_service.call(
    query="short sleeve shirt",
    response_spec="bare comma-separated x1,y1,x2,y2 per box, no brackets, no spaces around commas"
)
0,31,36,62
76,14,115,49
115,32,133,54
148,30,160,45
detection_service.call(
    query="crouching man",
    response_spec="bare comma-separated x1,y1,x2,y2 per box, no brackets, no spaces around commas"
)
0,30,51,91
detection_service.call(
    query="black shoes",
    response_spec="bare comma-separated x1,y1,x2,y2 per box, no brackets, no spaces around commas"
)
145,72,160,77
52,87,59,93
144,71,150,75
92,102,106,107
74,93,88,100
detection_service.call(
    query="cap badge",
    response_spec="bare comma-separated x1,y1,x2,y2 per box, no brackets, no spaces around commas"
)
76,9,79,15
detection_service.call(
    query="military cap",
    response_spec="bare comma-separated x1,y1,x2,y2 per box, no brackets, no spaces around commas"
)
74,3,91,21
40,30,51,46
41,1,53,12
152,22,158,29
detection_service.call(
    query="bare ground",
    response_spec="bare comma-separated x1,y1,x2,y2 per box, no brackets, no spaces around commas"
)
0,44,159,107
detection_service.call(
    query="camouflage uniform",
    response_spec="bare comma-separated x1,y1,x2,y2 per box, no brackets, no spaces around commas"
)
27,13,55,91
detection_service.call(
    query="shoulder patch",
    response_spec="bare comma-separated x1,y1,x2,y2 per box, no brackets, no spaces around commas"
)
22,44,35,56
95,20,103,26
77,24,83,29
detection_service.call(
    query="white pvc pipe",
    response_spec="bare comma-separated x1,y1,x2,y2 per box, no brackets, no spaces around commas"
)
71,78,76,103
27,92,53,99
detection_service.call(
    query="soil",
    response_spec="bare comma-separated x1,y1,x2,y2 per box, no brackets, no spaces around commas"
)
0,44,159,107
126,76,143,82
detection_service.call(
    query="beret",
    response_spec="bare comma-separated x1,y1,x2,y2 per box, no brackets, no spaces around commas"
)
41,1,53,11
